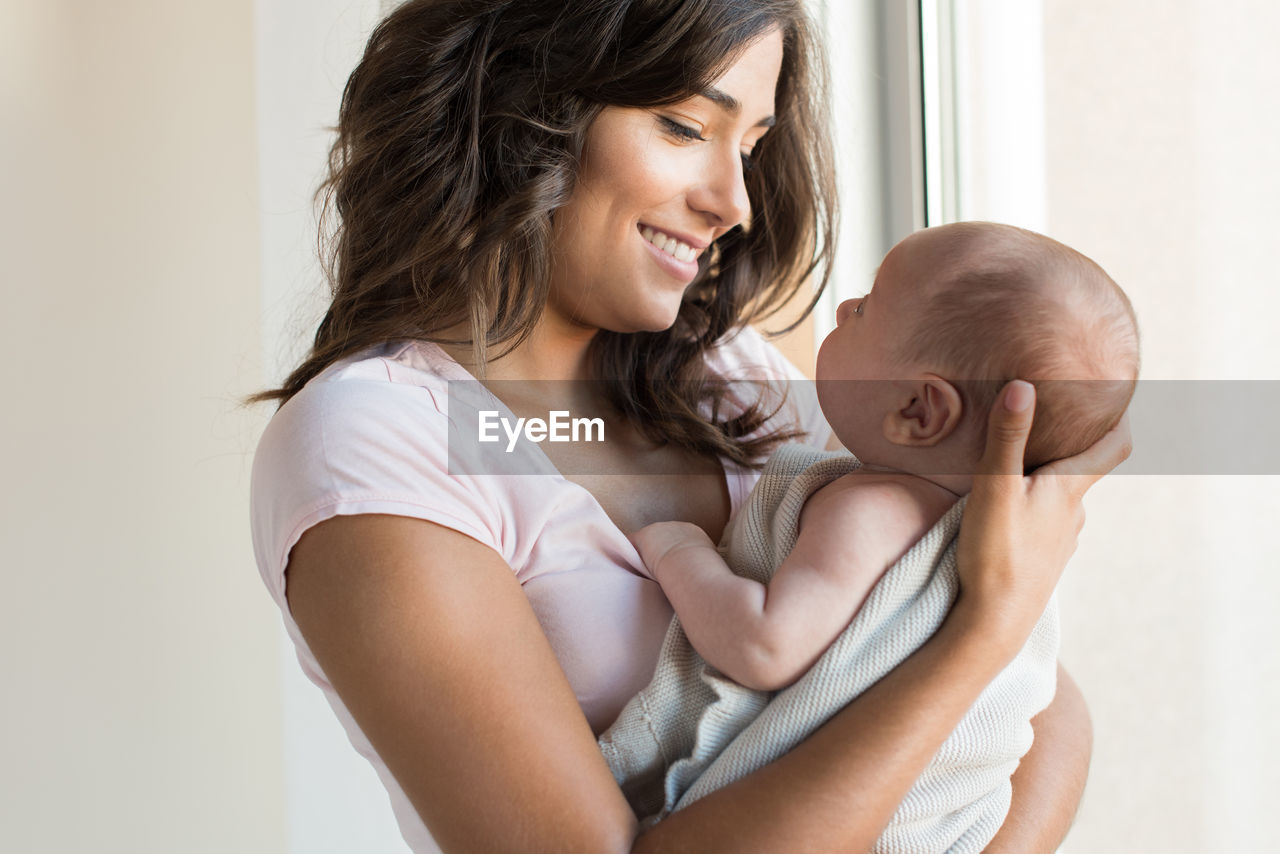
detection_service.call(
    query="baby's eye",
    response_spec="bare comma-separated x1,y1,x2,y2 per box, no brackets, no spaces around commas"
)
854,299,865,316
658,116,706,142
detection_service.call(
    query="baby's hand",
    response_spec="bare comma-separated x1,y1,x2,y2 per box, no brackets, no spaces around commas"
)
629,521,716,583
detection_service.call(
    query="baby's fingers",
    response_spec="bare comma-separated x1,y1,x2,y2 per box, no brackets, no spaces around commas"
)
629,521,713,573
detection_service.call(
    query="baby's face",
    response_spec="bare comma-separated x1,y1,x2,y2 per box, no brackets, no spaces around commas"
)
815,237,930,455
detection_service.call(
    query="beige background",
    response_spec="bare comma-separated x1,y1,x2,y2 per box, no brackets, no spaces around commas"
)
1040,2,1280,851
2,1,1276,852
1,0,285,851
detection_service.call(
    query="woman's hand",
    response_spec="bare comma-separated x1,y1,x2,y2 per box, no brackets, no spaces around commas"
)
954,380,1132,651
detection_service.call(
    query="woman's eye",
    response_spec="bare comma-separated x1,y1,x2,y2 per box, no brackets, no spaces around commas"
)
659,115,755,172
659,116,706,142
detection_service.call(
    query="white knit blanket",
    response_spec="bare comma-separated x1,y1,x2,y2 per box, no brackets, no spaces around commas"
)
598,444,1059,853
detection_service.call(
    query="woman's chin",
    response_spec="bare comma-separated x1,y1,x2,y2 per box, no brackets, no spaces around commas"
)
613,305,686,335
567,295,687,336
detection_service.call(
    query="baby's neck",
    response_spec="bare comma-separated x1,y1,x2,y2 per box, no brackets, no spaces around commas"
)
854,460,971,498
918,471,972,498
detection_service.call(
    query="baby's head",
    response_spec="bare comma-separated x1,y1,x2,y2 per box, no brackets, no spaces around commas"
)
816,222,1139,483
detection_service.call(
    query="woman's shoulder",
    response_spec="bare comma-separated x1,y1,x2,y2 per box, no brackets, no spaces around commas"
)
298,339,470,398
250,341,503,607
252,342,463,497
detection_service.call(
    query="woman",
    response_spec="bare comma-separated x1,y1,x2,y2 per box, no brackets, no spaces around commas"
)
251,1,1127,851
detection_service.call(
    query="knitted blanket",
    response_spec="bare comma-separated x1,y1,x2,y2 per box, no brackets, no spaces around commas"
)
598,444,1059,853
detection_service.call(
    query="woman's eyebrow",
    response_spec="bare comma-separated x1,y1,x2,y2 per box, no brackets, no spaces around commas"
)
700,86,777,128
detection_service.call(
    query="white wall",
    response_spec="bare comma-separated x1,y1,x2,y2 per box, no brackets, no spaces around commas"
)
0,1,285,851
1047,3,1280,851
954,1,1280,851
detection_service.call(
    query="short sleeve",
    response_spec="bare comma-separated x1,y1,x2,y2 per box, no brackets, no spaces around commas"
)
249,360,505,611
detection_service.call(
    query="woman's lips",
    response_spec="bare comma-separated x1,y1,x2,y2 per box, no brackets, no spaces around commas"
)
640,225,700,262
638,224,705,283
638,225,702,282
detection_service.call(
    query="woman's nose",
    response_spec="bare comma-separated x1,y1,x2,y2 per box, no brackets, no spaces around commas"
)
687,146,751,231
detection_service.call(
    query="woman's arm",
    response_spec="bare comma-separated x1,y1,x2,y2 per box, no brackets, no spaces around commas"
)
286,514,639,853
287,514,1020,853
986,665,1093,853
285,381,1127,852
644,381,1125,852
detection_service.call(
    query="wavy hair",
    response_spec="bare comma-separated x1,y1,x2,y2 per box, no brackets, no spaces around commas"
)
253,0,836,467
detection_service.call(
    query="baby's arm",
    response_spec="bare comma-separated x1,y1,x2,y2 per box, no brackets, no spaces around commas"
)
633,474,956,692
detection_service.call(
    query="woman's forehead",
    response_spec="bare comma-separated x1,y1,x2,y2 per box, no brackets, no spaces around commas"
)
704,29,784,120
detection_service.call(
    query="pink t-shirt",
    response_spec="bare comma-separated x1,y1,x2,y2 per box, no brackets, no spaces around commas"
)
250,326,831,853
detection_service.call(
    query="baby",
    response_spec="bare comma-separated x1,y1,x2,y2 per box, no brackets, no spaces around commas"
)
635,221,1138,691
599,221,1139,849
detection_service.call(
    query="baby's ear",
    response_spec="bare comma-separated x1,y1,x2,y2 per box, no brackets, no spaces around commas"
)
883,375,964,447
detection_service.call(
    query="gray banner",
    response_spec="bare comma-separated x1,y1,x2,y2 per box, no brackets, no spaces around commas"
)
444,380,1280,476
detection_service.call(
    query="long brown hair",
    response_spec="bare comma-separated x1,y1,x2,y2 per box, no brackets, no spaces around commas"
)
253,0,837,467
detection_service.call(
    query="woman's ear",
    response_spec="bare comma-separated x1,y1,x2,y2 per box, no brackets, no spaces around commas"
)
882,375,964,447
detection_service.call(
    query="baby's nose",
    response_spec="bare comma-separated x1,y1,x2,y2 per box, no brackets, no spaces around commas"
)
835,299,859,325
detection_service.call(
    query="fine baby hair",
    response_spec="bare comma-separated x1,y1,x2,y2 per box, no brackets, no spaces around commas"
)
899,222,1139,471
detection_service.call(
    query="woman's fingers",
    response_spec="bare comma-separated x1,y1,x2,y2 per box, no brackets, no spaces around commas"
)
953,382,1036,636
953,381,1130,653
953,381,1069,647
978,380,1037,478
1035,413,1133,498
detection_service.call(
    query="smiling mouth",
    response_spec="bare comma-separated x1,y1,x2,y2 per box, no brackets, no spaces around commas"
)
639,225,700,263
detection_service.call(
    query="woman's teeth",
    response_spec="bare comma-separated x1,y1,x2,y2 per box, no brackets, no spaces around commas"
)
641,227,698,263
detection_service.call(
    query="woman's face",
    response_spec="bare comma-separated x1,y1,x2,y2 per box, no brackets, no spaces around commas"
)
546,29,785,334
